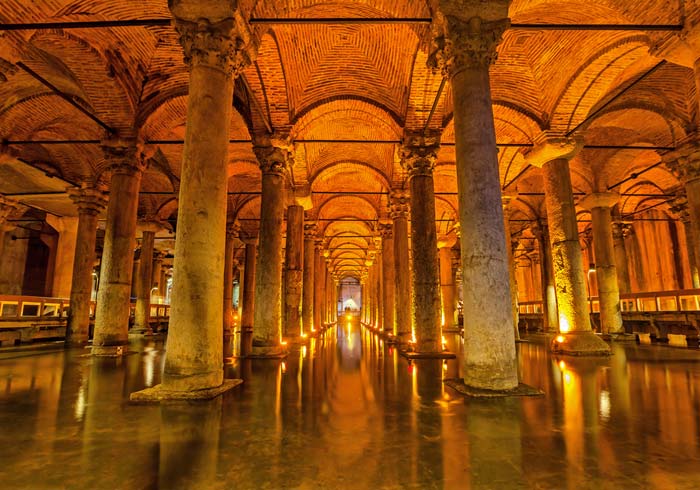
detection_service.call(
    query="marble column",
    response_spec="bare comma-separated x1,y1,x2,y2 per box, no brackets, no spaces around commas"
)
437,236,457,331
46,216,79,298
611,221,633,293
379,223,395,334
133,222,162,336
65,186,107,345
390,191,411,341
302,223,317,334
430,3,519,387
223,223,240,345
252,142,289,356
93,141,144,357
313,240,323,331
136,7,255,397
284,204,304,340
580,193,625,336
152,252,164,299
402,133,442,353
533,221,558,332
526,133,610,354
502,197,520,340
670,194,700,289
240,239,257,356
0,196,17,261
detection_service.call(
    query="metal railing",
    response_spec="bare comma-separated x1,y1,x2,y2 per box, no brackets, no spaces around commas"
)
518,288,700,315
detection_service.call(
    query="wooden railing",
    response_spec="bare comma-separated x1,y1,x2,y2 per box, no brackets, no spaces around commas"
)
518,288,700,315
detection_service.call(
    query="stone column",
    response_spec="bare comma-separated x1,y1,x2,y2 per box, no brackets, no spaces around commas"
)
65,186,107,345
401,133,442,353
0,196,18,261
252,141,289,356
133,222,162,336
379,223,395,334
313,240,323,331
223,223,240,344
670,194,700,289
284,204,304,340
611,221,633,293
533,221,558,332
390,191,411,341
240,238,257,356
93,141,144,357
430,2,519,387
580,193,625,336
302,223,317,334
526,133,610,354
502,196,520,340
136,6,255,398
46,216,79,298
152,252,164,298
437,235,457,332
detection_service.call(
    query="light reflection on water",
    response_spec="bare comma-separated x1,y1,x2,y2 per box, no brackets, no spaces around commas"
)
0,326,700,488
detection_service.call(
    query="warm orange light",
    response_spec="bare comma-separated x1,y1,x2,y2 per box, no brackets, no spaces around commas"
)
559,315,571,333
441,335,447,349
280,340,288,346
442,361,448,371
558,360,566,370
556,335,565,343
281,361,286,373
301,333,308,339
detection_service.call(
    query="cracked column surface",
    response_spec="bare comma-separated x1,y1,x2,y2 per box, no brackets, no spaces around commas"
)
527,133,610,355
430,0,518,388
66,186,107,345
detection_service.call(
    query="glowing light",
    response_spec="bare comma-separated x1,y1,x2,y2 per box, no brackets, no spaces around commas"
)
280,341,288,346
558,360,566,370
442,361,448,371
410,331,416,344
599,390,611,420
301,332,308,339
563,372,572,384
302,345,307,358
281,361,287,373
441,335,447,350
346,313,352,320
556,335,565,343
559,315,571,333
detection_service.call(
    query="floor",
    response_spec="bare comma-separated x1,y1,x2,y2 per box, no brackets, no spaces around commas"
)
1,320,700,489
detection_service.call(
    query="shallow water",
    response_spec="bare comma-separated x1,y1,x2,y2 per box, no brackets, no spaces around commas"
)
1,320,700,489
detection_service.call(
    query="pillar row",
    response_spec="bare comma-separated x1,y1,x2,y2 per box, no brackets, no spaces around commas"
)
379,223,395,334
284,204,304,340
390,191,411,341
302,223,317,334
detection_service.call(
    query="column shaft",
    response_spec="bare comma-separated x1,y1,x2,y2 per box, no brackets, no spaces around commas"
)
284,205,304,339
392,212,411,340
241,242,256,356
302,226,316,334
313,243,323,331
133,230,155,335
223,232,235,339
439,247,455,330
590,206,624,335
381,227,395,333
612,222,632,293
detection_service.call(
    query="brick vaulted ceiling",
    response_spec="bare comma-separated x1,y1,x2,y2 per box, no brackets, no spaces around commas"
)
0,0,695,279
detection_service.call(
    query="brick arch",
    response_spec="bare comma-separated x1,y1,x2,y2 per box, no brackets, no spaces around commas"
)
321,218,375,238
293,98,402,139
310,160,391,192
586,104,690,145
317,194,380,221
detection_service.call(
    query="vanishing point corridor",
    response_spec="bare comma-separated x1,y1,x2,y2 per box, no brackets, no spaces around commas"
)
2,321,700,489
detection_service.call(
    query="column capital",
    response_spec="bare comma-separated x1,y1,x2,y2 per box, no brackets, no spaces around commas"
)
578,192,620,211
612,221,633,240
669,193,690,222
531,220,548,240
226,220,241,240
303,222,318,239
68,185,108,216
400,131,440,178
100,139,147,175
428,2,510,78
664,138,700,184
378,222,393,239
253,139,292,177
389,190,410,219
137,219,169,235
525,132,583,168
437,234,457,249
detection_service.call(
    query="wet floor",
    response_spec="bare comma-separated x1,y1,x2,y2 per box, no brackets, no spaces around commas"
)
1,320,700,489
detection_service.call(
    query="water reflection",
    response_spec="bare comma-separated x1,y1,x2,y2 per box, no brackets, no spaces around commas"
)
2,327,700,488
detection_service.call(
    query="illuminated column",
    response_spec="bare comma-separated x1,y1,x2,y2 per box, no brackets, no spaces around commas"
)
240,238,256,356
430,1,519,387
379,223,395,334
526,133,610,354
152,252,164,299
133,5,256,398
46,215,79,298
611,221,633,293
671,193,700,289
65,186,107,345
437,235,457,331
284,204,304,339
252,140,290,356
580,193,624,336
313,239,323,330
133,221,164,336
533,221,558,332
402,133,442,352
223,223,240,343
93,141,144,357
390,191,411,341
0,196,18,261
302,223,317,333
318,251,328,326
502,196,520,340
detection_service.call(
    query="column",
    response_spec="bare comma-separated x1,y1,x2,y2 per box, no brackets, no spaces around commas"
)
313,239,323,332
252,141,289,356
284,204,304,340
526,133,610,354
134,6,255,397
133,221,162,336
430,2,519,388
437,235,457,331
65,186,107,345
0,196,18,285
533,221,558,332
402,133,442,352
580,193,625,336
46,215,79,298
390,191,411,341
92,141,144,357
152,252,164,299
240,238,257,356
379,223,395,334
502,196,520,340
302,223,316,334
670,195,700,289
223,223,239,345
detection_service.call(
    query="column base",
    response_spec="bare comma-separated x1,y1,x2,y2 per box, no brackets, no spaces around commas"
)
247,343,288,359
551,331,612,356
128,329,153,338
91,344,128,356
399,349,456,360
129,379,243,403
444,378,543,398
603,332,636,342
441,326,461,333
